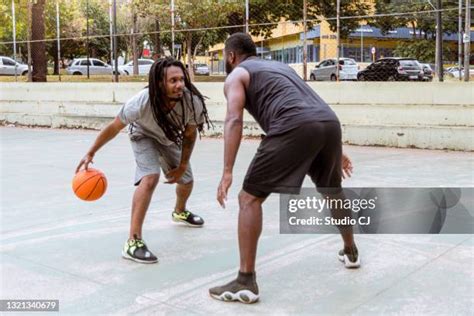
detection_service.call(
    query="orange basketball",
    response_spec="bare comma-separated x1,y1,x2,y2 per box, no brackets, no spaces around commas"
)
72,168,107,201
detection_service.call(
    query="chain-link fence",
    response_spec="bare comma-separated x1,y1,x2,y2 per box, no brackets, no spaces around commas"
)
0,0,472,82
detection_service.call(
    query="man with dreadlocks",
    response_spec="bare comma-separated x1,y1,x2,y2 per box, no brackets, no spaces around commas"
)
76,57,211,264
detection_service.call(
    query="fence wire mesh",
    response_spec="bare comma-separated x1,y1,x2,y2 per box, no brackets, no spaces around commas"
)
0,0,471,81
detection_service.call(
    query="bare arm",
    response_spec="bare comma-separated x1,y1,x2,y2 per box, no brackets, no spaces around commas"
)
76,116,126,172
217,67,248,207
223,68,248,174
180,124,197,168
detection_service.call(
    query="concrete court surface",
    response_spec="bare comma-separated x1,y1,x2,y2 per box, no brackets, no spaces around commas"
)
0,126,473,315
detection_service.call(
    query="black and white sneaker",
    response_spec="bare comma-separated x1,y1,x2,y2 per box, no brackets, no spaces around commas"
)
338,247,360,269
172,210,204,227
209,272,259,304
122,234,158,264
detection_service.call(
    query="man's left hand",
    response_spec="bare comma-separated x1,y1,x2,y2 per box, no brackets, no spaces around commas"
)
217,172,233,208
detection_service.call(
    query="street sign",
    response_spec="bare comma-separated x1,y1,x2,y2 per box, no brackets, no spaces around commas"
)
463,33,470,44
371,47,376,54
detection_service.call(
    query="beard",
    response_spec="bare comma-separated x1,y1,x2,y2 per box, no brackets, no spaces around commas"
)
225,60,233,75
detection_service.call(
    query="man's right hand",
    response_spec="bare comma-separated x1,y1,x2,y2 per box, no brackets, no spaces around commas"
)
76,153,94,173
341,153,353,179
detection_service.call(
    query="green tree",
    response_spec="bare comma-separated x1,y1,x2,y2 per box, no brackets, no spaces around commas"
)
134,0,240,80
0,0,28,59
175,0,241,80
226,0,371,39
132,0,170,59
393,39,454,63
372,1,461,63
79,0,111,59
372,0,460,39
45,0,85,74
114,0,143,64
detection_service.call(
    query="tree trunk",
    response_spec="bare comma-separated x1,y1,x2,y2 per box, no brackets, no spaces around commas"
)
31,0,47,82
193,35,204,60
186,33,194,82
52,45,59,75
138,43,144,59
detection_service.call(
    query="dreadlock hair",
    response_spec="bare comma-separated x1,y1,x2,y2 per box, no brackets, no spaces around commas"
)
148,57,212,146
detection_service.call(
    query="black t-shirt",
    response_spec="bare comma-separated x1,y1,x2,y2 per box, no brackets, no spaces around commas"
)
238,58,339,136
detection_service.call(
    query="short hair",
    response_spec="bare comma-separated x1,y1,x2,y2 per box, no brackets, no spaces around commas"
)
224,33,257,58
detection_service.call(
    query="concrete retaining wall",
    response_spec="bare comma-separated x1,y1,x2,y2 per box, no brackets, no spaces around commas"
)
1,82,473,151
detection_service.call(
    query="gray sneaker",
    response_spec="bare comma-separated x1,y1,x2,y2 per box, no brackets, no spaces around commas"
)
209,275,259,304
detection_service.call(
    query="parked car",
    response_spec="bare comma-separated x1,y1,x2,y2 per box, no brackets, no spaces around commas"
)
194,63,210,75
445,66,473,79
0,56,29,76
420,63,433,81
310,58,358,81
66,58,113,75
118,58,154,75
357,57,424,81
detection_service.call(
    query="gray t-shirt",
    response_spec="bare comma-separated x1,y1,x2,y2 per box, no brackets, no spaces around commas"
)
118,88,205,146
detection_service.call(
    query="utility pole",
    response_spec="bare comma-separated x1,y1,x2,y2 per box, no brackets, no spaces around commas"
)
56,0,61,81
360,24,364,62
458,0,463,80
435,0,443,81
109,0,113,82
113,0,118,82
336,0,340,81
12,0,17,82
303,0,308,80
463,0,471,82
131,3,138,75
245,0,249,33
86,0,90,79
171,0,175,58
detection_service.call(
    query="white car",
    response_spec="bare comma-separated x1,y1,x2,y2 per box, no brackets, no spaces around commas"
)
445,66,472,79
66,58,113,75
194,63,210,76
0,56,29,76
118,59,154,76
310,58,358,81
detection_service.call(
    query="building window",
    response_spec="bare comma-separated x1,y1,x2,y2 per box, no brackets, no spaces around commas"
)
269,45,320,64
307,44,314,62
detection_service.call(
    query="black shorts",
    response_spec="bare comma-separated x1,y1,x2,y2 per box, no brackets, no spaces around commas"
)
243,121,342,198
